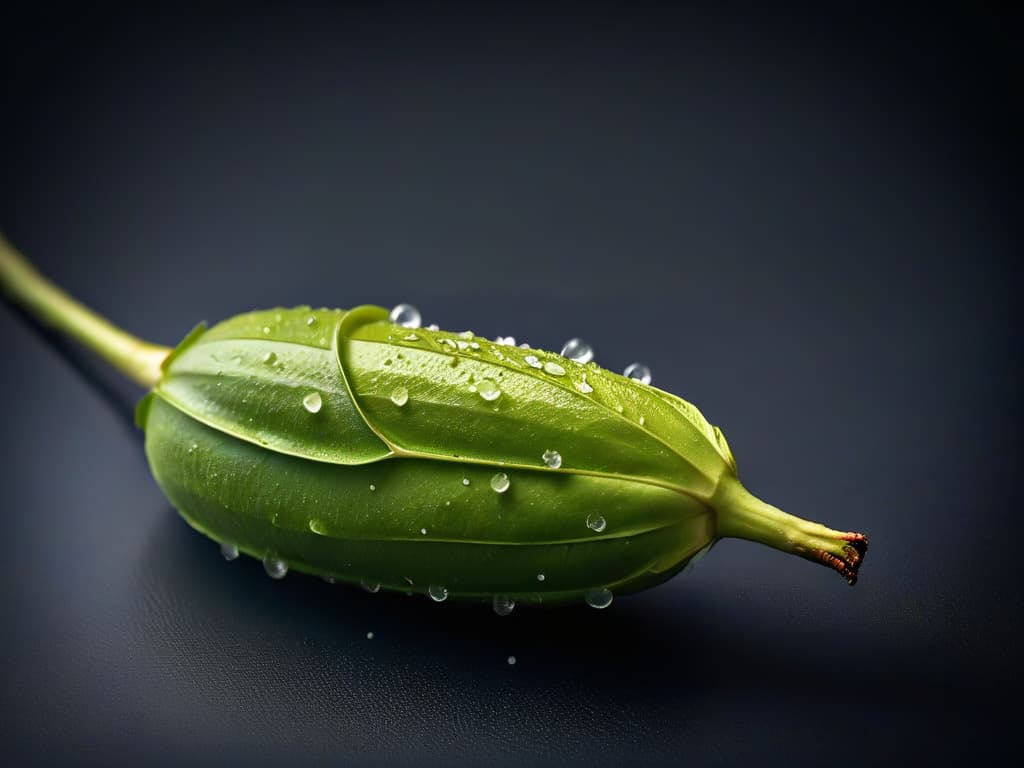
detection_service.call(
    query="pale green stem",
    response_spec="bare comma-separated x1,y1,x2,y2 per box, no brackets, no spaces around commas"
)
0,232,171,388
713,475,868,584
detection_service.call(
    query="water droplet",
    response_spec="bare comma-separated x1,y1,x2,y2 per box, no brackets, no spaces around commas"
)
420,527,428,535
623,362,652,385
495,335,516,346
321,574,336,584
261,351,277,365
543,361,566,377
560,338,594,363
586,513,607,533
507,655,517,666
536,573,546,582
390,303,422,328
524,354,542,369
220,542,239,561
262,325,271,334
302,392,323,413
366,631,375,640
263,554,288,579
428,584,448,602
403,333,419,341
462,478,471,486
458,330,474,339
456,340,469,350
575,375,594,394
309,519,328,535
426,323,440,331
187,442,198,454
542,449,562,469
477,379,501,401
369,484,376,492
361,581,380,593
490,472,510,493
306,315,317,327
492,594,515,616
638,415,646,426
584,587,614,609
390,386,409,406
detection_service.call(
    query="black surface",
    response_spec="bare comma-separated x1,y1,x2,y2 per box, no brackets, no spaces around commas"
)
1,4,1020,766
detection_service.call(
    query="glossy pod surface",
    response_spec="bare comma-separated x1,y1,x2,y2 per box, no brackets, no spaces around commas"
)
138,305,738,606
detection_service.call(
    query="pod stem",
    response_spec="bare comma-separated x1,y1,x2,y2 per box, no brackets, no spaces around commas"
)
0,232,171,388
713,476,867,585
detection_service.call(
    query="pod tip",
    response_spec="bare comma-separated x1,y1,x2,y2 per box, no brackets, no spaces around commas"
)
816,532,868,585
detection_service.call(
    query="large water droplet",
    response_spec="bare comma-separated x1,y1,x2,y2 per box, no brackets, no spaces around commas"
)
542,449,562,469
390,386,409,406
477,379,501,401
560,338,594,363
492,594,515,616
303,392,323,413
543,361,566,376
490,472,510,493
495,335,516,346
263,553,288,579
309,519,328,535
584,587,614,609
361,581,381,593
220,542,239,561
524,354,542,369
623,362,652,385
390,303,422,328
586,513,607,533
428,584,449,602
261,351,277,365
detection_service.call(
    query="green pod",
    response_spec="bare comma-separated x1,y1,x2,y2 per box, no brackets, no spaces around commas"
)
0,234,867,610
136,304,866,607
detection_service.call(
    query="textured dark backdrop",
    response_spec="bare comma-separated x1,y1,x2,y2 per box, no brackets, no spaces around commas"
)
1,3,1019,766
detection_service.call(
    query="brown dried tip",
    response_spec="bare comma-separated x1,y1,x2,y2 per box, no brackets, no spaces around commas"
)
816,533,868,586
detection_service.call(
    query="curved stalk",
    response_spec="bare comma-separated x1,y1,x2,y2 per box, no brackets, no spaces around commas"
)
0,232,170,388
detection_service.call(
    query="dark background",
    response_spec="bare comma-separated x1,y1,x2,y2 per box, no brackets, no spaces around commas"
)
1,3,1019,765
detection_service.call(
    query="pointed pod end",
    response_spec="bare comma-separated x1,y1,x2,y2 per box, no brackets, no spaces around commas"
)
815,532,868,586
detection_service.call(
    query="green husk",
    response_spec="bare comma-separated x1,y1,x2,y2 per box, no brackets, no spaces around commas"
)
1,233,867,608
